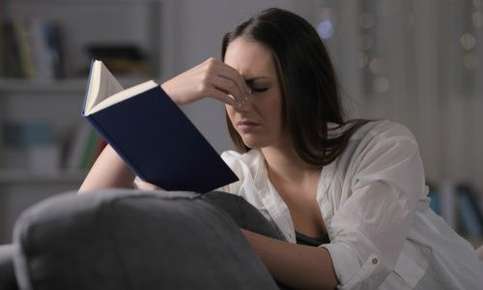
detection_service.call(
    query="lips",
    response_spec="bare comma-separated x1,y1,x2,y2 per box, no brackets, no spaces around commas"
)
236,120,260,127
236,119,260,132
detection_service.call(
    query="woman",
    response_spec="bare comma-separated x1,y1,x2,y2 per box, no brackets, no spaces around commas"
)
80,8,483,290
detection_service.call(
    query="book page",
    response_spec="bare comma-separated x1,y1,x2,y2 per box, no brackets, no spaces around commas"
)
89,80,158,115
85,60,124,114
84,60,160,115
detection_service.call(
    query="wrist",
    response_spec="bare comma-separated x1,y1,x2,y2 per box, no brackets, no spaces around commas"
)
160,81,184,105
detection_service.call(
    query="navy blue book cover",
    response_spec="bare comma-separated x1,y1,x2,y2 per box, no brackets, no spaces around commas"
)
84,85,238,193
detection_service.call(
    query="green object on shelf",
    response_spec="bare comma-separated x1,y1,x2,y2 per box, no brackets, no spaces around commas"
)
80,129,97,170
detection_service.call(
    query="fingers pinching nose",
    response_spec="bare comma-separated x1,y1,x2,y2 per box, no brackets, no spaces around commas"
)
228,90,252,108
239,91,251,107
228,94,243,108
246,88,252,101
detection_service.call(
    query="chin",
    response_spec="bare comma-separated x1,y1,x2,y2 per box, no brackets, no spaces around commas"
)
240,136,265,149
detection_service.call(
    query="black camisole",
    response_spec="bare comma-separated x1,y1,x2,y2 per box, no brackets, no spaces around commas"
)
295,231,330,247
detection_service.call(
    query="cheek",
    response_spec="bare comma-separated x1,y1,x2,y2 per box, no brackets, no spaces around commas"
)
225,105,236,123
261,92,283,126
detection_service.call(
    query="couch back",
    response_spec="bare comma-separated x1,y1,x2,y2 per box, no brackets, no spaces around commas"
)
4,189,279,290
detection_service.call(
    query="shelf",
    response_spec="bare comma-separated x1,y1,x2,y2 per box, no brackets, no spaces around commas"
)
0,78,87,94
0,169,87,185
0,77,148,95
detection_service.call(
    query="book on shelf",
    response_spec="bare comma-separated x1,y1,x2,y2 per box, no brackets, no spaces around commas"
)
439,181,457,229
0,21,23,78
82,60,238,193
0,18,65,80
0,122,4,168
1,120,60,175
430,181,483,238
456,184,483,238
65,122,103,173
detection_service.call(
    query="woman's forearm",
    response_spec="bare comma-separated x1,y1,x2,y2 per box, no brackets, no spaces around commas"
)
241,229,338,290
78,144,135,193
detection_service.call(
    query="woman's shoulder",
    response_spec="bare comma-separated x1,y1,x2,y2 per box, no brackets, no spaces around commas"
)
333,120,421,173
341,120,422,174
349,119,417,143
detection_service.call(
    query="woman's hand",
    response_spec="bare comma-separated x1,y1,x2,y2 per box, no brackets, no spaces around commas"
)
161,57,251,106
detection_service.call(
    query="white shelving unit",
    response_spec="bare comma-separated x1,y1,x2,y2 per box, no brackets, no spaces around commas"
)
0,79,87,94
0,76,147,95
0,0,177,243
0,169,86,185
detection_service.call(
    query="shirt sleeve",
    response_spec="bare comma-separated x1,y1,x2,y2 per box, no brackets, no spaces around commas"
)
319,123,426,290
133,176,164,191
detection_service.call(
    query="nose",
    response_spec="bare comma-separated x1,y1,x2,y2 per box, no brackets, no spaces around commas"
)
233,93,253,112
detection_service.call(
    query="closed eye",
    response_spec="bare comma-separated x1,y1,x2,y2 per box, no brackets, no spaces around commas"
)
251,87,269,93
246,79,270,93
247,83,269,93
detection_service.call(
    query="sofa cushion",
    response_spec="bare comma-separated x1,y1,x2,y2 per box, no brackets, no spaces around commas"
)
13,189,279,290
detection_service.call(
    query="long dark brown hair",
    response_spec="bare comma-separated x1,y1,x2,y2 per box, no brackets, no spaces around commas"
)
222,8,369,167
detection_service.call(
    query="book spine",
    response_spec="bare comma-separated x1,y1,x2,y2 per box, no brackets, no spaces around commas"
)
66,123,91,172
44,21,65,79
440,181,457,229
0,121,4,168
457,191,483,237
428,189,440,214
0,21,6,77
3,21,23,78
30,19,55,81
82,59,96,116
13,20,35,79
79,129,98,170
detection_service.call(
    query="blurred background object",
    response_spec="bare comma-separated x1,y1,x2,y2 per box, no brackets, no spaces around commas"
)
0,0,482,248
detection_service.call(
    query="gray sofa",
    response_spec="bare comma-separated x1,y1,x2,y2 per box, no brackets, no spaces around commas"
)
0,189,287,290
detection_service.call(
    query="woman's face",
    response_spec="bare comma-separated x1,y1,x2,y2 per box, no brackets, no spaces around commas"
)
224,37,284,149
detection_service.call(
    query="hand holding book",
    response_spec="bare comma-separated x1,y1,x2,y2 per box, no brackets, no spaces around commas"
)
80,60,239,193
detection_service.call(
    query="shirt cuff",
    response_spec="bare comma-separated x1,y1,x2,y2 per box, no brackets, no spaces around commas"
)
133,176,163,191
319,242,362,287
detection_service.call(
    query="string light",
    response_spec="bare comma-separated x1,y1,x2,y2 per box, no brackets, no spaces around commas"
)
369,57,385,75
463,53,478,69
473,11,483,28
460,33,476,50
359,52,369,68
361,34,374,50
316,6,335,40
317,20,334,39
373,77,390,93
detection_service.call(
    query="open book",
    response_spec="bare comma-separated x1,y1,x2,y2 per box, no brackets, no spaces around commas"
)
82,60,238,193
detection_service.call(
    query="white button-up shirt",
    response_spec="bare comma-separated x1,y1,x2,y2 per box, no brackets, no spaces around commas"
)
216,120,483,289
135,120,483,289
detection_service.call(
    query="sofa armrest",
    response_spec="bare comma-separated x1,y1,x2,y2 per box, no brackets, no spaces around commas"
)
0,245,18,290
